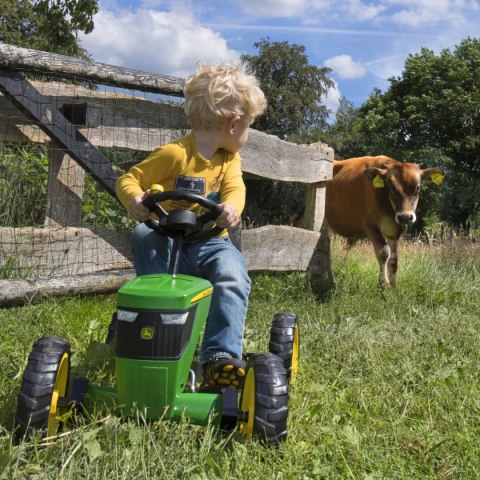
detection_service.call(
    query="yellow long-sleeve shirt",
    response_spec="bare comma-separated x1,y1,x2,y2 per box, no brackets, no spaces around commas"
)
116,133,246,237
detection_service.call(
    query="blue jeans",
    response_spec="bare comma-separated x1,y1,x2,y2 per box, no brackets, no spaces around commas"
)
131,223,250,365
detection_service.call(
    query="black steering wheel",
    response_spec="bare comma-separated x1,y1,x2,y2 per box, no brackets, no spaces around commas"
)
142,190,223,241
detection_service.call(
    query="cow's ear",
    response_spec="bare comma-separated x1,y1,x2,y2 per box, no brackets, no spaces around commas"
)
421,167,445,185
364,167,386,188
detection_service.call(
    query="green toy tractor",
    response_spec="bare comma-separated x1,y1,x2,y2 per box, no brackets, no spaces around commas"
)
14,191,299,445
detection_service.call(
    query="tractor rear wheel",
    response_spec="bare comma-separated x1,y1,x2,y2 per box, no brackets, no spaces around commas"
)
269,312,299,383
239,352,289,445
15,336,71,441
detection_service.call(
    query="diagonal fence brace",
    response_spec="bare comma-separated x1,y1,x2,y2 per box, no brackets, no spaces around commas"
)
0,70,119,197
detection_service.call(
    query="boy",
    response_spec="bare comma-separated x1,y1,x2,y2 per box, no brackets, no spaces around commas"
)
116,62,266,392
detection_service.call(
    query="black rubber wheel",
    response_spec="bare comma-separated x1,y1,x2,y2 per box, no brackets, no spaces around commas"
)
269,312,299,383
239,352,289,445
15,336,71,440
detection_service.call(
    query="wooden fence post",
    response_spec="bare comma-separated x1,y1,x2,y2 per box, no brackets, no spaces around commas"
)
299,142,335,292
302,182,326,232
301,184,335,292
44,144,85,227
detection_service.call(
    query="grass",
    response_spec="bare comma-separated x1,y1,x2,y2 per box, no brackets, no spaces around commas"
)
0,240,479,479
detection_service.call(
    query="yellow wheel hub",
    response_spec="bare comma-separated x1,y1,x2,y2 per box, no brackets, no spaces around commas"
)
290,323,300,384
47,352,69,437
239,368,255,438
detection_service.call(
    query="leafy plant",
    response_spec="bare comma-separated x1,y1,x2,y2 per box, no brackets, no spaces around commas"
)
81,176,135,231
0,144,49,227
81,147,144,231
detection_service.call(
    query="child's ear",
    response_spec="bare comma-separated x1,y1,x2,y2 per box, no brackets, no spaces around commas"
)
227,116,241,134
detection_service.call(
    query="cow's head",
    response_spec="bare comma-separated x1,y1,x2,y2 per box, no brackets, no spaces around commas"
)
364,162,445,226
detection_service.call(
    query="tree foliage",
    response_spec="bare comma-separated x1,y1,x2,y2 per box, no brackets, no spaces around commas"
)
241,38,334,142
357,38,480,176
0,0,98,57
322,97,365,159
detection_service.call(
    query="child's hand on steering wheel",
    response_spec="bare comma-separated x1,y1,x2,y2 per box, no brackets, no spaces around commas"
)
128,193,151,221
216,203,240,229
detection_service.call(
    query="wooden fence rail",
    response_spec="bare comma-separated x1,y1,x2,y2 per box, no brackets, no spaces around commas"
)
0,44,334,306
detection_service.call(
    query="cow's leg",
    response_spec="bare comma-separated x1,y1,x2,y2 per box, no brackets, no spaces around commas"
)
386,238,399,288
367,228,391,287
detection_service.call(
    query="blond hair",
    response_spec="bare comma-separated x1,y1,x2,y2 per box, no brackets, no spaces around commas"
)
183,61,266,130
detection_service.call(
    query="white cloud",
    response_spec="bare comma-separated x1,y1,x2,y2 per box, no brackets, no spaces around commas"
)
236,0,381,19
324,55,367,79
387,0,473,27
235,0,309,17
234,0,386,22
79,8,239,79
342,0,386,21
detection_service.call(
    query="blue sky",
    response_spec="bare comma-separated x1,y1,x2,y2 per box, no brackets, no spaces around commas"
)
79,0,480,116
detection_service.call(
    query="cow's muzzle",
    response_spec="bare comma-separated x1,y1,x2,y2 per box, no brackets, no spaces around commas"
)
395,212,416,225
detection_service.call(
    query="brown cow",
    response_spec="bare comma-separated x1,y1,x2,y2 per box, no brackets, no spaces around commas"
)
325,156,444,288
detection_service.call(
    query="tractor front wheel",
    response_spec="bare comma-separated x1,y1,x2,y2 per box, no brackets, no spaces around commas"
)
239,352,289,445
269,312,299,383
15,336,71,441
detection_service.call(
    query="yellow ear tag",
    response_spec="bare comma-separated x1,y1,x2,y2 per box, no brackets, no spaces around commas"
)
372,174,384,188
149,184,164,194
431,173,444,185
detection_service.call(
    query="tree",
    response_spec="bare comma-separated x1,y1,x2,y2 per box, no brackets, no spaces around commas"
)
322,97,365,159
241,38,334,142
0,0,34,48
352,37,480,227
0,0,98,57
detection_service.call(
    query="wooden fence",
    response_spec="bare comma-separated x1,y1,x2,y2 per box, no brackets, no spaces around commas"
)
0,44,334,306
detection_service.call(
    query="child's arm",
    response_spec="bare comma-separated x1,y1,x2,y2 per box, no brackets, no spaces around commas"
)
116,171,151,222
219,153,246,228
116,144,182,221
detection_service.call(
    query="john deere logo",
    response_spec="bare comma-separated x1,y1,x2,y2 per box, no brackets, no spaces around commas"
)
140,327,154,340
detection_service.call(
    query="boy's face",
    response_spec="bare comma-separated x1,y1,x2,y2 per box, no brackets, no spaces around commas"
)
223,115,254,153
